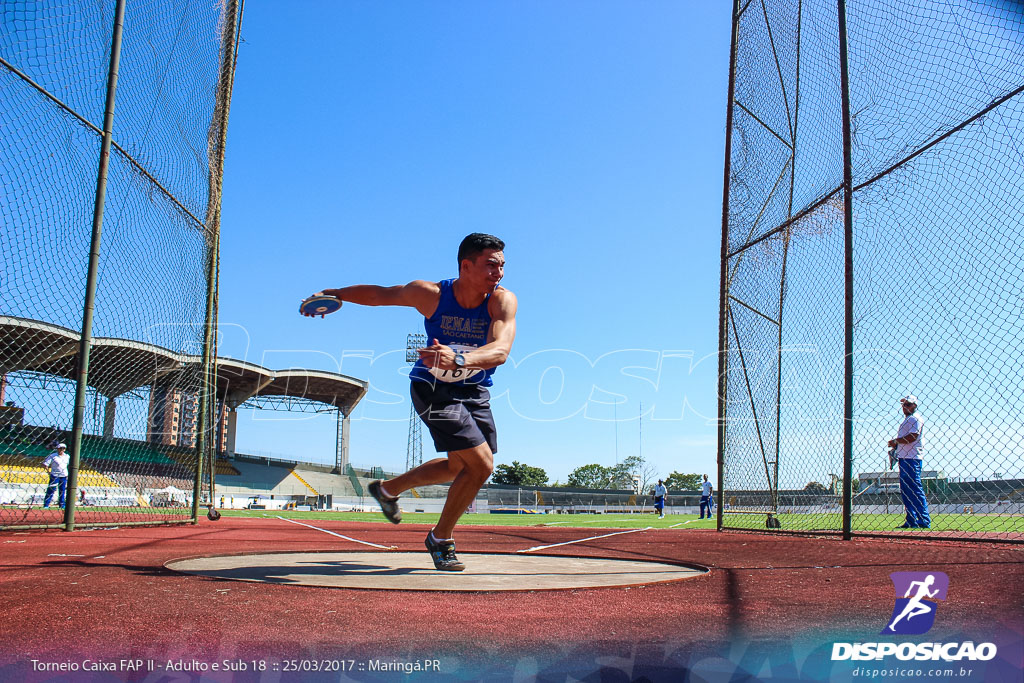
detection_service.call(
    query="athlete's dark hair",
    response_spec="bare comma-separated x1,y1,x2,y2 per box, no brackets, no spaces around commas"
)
457,233,504,266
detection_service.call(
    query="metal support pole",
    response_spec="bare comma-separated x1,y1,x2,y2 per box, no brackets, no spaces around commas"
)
772,234,791,513
774,2,802,516
838,0,856,540
717,0,742,531
335,408,351,472
405,333,426,472
225,404,238,456
335,408,343,472
65,0,127,531
194,0,240,522
207,400,220,517
102,397,116,438
406,401,423,472
191,372,206,520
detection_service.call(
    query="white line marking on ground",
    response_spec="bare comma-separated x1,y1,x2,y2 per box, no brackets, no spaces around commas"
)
670,520,700,528
543,517,658,526
275,516,398,550
573,518,657,525
47,553,85,557
517,527,654,553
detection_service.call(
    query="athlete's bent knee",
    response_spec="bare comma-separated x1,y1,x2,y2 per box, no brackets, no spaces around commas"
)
451,444,493,479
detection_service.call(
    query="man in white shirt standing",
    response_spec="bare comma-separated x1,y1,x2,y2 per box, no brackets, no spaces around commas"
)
887,395,930,529
699,474,714,519
42,442,71,509
653,479,668,519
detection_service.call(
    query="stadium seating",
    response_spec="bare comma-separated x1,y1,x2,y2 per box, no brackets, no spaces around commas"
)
0,426,244,510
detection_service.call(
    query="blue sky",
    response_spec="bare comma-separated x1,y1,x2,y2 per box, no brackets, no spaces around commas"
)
217,2,733,483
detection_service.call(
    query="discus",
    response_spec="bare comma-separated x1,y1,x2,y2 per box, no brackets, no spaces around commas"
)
299,295,342,318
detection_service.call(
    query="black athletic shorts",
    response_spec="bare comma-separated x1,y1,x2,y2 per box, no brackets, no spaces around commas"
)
410,380,498,454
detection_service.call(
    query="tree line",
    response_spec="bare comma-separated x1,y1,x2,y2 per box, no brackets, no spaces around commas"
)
490,457,711,493
492,460,853,495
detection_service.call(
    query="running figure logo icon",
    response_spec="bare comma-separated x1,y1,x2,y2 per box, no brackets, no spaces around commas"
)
882,571,949,635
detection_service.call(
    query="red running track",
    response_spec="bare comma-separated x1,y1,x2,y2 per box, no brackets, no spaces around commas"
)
0,517,1021,680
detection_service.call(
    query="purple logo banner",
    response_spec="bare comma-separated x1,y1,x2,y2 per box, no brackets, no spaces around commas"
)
882,571,949,635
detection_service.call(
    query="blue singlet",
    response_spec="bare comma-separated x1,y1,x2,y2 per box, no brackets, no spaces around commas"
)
409,278,496,387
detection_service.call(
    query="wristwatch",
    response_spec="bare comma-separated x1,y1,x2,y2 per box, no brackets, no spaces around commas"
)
453,351,466,368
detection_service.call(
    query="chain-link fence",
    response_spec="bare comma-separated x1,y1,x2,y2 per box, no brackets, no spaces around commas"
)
1,0,242,529
719,0,1023,542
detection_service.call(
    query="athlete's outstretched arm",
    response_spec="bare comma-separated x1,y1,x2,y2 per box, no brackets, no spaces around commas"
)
309,281,439,317
418,289,518,371
903,580,925,598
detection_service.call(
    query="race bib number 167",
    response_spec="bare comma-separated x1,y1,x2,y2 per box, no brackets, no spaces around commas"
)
427,344,483,383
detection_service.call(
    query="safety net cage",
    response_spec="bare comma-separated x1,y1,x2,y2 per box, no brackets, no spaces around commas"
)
1,1,242,529
719,0,1023,542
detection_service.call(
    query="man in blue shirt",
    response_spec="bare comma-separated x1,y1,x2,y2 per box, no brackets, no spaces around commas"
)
306,234,517,570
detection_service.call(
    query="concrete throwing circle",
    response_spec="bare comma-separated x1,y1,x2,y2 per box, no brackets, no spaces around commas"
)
165,551,707,592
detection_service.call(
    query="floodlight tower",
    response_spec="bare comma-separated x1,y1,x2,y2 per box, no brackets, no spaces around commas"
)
405,333,426,472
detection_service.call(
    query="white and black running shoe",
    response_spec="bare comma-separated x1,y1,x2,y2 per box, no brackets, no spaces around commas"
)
368,480,401,524
425,532,466,571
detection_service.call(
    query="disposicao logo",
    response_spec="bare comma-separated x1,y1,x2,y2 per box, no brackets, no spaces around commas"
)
882,571,948,635
831,571,997,662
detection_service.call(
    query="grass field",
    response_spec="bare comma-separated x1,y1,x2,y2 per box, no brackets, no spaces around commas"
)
217,508,709,529
213,508,1020,533
720,512,1022,533
3,506,1016,535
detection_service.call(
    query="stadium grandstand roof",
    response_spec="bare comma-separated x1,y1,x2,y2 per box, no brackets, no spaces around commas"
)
0,316,367,412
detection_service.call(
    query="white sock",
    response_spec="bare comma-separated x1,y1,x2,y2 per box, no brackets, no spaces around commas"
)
379,484,396,499
430,531,453,543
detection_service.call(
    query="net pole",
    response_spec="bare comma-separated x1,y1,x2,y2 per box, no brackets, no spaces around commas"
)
207,207,223,515
193,0,241,522
717,0,741,532
773,2,803,515
64,0,127,532
837,0,855,540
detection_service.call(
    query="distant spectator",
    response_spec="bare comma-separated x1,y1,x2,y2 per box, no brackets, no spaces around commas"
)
653,479,668,519
887,395,930,529
42,443,70,509
699,474,714,519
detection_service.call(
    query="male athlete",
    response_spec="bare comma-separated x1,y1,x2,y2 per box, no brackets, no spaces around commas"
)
304,233,516,571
